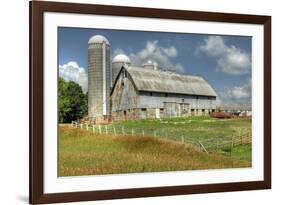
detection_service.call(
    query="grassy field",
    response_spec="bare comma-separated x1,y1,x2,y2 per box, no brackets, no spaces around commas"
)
59,117,252,176
79,116,252,154
230,144,252,162
112,116,251,140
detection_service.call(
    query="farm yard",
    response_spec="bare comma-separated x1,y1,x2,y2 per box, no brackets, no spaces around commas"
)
59,116,252,176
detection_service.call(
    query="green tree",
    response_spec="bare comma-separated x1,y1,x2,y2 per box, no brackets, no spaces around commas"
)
58,77,87,123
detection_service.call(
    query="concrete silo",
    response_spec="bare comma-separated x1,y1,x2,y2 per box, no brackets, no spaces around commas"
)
88,35,110,121
112,54,131,86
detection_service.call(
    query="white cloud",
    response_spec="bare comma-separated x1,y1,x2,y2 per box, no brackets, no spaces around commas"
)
113,48,125,56
199,36,251,75
127,40,184,73
161,46,177,57
199,36,227,57
59,61,88,93
219,79,252,107
231,86,250,99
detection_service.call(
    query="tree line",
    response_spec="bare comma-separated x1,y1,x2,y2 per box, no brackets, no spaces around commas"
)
59,77,87,123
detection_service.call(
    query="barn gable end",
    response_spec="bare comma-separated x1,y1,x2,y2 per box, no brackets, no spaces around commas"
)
111,69,140,120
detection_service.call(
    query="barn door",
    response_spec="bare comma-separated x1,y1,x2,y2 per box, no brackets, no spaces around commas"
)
155,108,160,119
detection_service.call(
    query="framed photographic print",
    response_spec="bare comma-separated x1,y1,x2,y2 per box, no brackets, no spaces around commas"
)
29,0,271,204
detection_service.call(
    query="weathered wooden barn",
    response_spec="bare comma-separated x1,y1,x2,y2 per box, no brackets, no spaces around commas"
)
110,65,217,120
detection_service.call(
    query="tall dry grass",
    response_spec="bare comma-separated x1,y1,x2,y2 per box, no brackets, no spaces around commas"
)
59,126,250,176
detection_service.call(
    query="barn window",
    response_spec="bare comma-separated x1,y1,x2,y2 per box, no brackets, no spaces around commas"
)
141,108,147,111
202,109,205,112
191,109,195,112
160,108,164,111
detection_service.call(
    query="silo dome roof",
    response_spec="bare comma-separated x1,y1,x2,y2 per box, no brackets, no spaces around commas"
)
88,35,110,45
112,54,131,63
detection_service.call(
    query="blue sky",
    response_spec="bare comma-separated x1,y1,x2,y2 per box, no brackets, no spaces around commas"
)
58,27,252,108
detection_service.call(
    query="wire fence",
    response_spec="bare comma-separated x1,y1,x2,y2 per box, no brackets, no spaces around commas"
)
71,121,251,156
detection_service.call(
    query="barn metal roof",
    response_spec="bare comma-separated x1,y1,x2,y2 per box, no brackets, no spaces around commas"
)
124,66,217,97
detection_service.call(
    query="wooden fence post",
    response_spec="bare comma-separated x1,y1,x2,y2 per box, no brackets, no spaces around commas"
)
80,123,83,129
86,124,89,131
113,126,116,136
229,134,234,156
93,125,95,133
99,125,101,134
105,126,108,134
181,136,184,144
122,126,125,135
198,141,209,154
216,138,219,152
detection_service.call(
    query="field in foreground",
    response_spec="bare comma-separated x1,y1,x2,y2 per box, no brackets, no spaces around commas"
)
59,125,251,176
